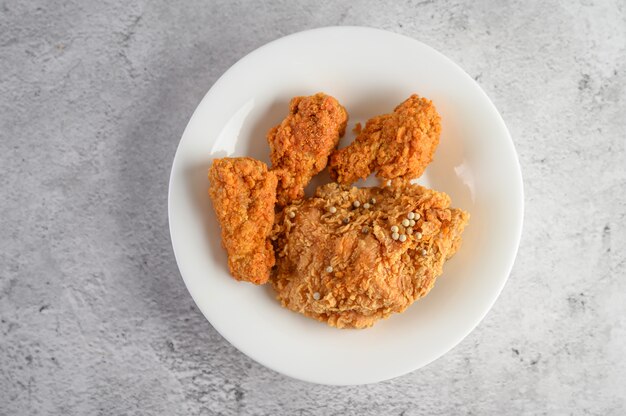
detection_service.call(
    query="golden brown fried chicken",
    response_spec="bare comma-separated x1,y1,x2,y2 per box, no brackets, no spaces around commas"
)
268,93,348,206
208,157,278,284
271,181,468,328
329,95,441,185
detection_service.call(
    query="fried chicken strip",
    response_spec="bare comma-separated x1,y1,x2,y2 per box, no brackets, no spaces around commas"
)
208,157,277,284
268,93,348,206
271,181,468,328
329,95,441,185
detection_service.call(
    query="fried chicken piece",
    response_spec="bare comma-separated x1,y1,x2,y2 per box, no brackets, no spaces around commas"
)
268,93,348,206
208,157,278,284
329,95,441,184
271,182,468,328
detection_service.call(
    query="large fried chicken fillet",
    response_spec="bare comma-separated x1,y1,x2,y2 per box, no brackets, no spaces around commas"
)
271,182,469,328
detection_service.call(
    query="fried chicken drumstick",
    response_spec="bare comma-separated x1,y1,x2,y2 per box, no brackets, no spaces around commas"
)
329,95,441,184
208,157,277,284
268,93,348,205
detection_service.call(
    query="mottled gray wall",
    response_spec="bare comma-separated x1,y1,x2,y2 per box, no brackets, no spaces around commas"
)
1,0,625,415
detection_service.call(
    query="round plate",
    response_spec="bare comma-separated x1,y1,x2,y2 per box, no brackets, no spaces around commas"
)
168,26,523,385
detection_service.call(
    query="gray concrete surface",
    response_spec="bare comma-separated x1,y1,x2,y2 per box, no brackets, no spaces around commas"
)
1,0,625,414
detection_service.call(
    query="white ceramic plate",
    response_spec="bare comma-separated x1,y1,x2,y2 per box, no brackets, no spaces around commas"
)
168,26,523,385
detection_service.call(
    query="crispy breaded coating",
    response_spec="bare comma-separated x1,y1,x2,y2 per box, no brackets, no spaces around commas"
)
268,93,348,206
208,157,278,284
271,181,468,328
329,95,441,184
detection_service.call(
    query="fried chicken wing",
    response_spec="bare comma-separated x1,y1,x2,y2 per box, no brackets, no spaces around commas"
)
208,157,277,284
268,93,348,206
271,181,468,328
329,95,441,185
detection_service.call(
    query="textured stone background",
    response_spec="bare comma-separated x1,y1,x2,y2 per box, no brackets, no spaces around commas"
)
1,0,625,414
